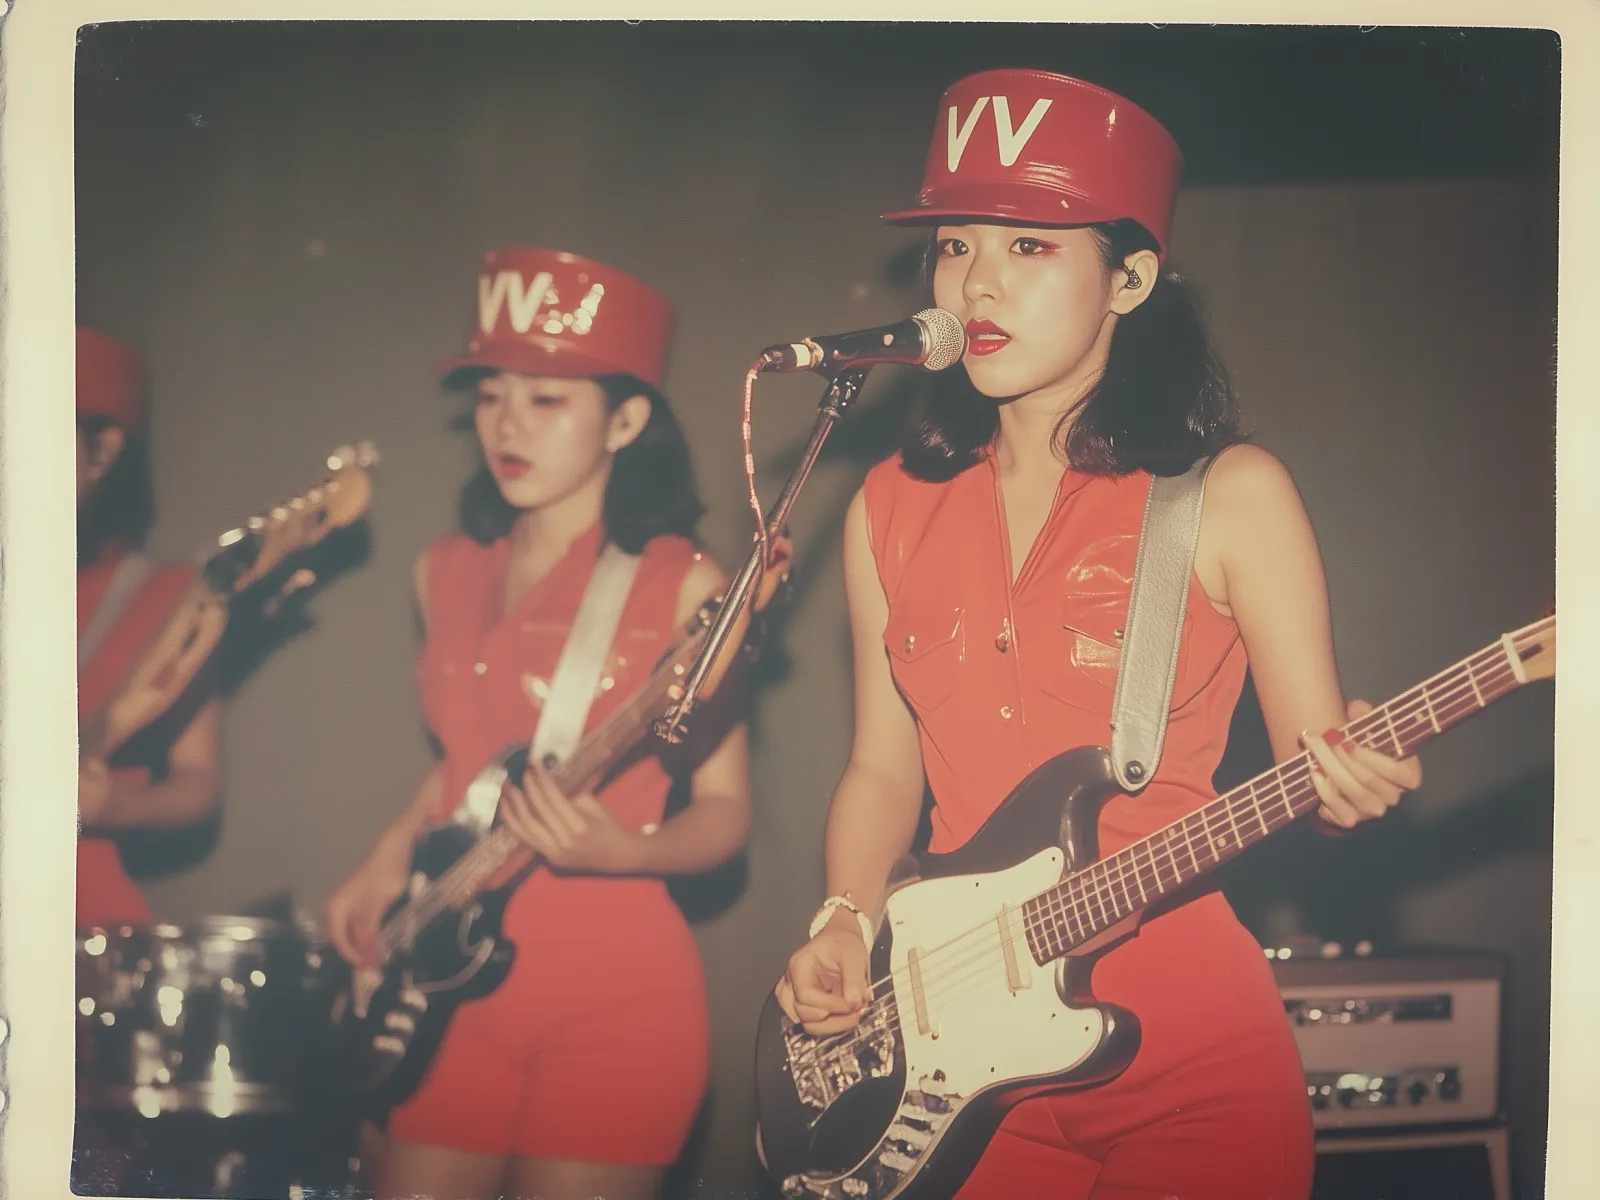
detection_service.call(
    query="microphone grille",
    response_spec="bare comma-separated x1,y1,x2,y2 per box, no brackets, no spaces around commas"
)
914,308,967,372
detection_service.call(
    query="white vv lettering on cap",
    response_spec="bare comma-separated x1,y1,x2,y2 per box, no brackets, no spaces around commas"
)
478,270,555,335
947,97,1054,172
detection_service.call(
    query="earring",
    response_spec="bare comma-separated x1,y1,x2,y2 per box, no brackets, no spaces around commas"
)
1124,267,1143,290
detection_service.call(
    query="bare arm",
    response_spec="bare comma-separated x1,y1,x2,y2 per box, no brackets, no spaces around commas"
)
1201,444,1421,829
775,488,927,1033
323,550,447,964
613,554,753,876
85,697,223,830
368,548,447,853
819,487,928,922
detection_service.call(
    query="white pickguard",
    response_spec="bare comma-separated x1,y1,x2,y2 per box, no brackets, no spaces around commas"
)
774,848,1116,1200
886,847,1109,1099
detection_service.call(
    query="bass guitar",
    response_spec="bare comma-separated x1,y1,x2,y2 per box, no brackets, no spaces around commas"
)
754,612,1555,1200
331,538,791,1119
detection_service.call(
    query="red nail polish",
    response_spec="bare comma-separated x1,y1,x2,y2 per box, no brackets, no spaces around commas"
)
1323,728,1347,750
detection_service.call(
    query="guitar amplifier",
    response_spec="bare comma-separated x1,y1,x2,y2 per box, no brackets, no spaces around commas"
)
1268,945,1505,1132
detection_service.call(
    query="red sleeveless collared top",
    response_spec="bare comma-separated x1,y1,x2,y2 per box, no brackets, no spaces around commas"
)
77,548,198,928
864,451,1247,858
414,523,706,988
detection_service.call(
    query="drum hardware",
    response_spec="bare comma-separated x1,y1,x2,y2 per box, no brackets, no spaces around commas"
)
73,915,359,1198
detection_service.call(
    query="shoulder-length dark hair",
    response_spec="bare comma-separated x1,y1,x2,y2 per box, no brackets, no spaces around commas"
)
78,415,156,567
901,219,1246,481
456,372,705,553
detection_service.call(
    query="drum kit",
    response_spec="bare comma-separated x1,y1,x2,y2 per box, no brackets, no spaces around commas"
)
73,915,365,1199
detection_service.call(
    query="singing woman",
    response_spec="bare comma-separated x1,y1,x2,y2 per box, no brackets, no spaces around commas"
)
774,69,1421,1199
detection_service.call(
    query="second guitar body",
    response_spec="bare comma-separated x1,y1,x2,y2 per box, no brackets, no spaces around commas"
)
330,744,530,1121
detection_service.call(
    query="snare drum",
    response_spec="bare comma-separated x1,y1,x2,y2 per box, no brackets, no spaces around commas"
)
75,917,343,1116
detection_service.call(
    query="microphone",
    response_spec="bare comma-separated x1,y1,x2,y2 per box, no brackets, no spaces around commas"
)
758,308,966,375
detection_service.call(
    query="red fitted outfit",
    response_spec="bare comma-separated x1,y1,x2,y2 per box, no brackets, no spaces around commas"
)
863,451,1314,1200
77,548,198,928
386,524,711,1164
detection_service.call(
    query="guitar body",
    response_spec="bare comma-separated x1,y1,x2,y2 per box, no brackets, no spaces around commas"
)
330,744,532,1121
755,613,1558,1200
755,746,1143,1200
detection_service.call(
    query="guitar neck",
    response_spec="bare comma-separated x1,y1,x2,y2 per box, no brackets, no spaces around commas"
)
1022,616,1554,965
376,627,709,955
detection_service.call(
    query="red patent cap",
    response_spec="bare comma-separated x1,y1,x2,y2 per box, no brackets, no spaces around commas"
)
438,247,675,390
76,327,144,430
882,69,1184,259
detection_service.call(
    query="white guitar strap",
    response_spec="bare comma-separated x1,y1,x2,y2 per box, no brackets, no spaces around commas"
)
77,553,156,677
1109,456,1217,792
527,542,642,770
452,541,642,835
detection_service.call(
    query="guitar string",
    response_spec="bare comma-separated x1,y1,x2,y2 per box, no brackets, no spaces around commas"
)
791,658,1510,1073
787,650,1524,1075
375,647,699,956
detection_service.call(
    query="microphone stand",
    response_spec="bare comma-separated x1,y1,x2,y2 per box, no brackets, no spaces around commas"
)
653,366,869,745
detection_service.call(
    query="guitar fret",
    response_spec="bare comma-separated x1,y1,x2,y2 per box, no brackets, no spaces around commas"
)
1105,861,1128,922
1419,678,1443,733
1222,797,1243,854
1021,621,1549,970
1196,810,1219,870
1380,704,1403,757
1252,788,1272,837
1035,890,1055,954
1042,890,1064,958
1084,874,1107,929
1157,827,1183,889
1129,849,1149,906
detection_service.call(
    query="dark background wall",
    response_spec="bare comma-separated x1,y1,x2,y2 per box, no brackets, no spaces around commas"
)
74,21,1558,1197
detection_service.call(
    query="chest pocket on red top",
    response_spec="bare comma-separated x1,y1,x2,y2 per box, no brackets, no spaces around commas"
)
1045,584,1235,716
1035,530,1226,715
884,602,965,713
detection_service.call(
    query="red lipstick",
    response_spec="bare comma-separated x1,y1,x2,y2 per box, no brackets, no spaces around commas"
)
492,454,532,480
964,318,1011,357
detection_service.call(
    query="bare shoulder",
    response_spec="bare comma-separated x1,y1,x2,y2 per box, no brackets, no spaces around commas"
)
1204,443,1313,542
1206,442,1302,508
1196,444,1318,616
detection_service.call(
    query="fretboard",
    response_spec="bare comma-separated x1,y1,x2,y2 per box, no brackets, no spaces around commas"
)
1021,617,1551,965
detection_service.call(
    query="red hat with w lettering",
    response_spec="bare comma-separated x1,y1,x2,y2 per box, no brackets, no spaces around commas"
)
76,326,145,430
882,69,1184,259
437,247,676,390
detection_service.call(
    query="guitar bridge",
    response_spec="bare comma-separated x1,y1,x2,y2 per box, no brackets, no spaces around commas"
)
785,1007,899,1111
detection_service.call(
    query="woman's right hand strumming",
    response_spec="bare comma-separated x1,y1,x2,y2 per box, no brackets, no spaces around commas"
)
325,833,412,968
775,910,873,1036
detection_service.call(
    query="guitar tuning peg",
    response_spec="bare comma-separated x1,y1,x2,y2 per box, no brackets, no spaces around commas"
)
247,516,267,531
217,527,247,548
289,496,308,511
328,445,354,471
270,506,289,522
356,440,379,467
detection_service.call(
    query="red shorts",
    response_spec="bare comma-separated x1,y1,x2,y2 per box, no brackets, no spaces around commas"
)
956,892,1314,1200
387,876,711,1165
